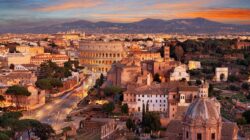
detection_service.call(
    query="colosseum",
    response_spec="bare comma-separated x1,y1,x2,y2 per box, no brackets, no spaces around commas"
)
79,41,127,74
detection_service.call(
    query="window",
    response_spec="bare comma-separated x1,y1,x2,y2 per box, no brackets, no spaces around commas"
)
197,133,202,140
211,133,215,140
142,95,144,97
138,107,140,112
186,131,189,139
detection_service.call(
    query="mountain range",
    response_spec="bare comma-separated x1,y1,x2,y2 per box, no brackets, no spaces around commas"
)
1,18,250,34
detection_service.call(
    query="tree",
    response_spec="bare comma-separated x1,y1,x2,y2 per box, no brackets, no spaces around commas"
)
50,78,63,88
16,119,41,140
242,110,250,124
146,101,149,112
175,46,184,61
208,84,214,97
195,79,202,86
36,79,52,90
142,103,145,124
33,123,55,140
0,111,23,128
121,104,128,114
94,73,105,88
236,118,247,125
5,85,31,109
102,102,115,114
103,86,123,97
36,78,63,91
126,118,135,131
0,132,9,140
153,73,161,83
142,112,161,133
228,75,239,82
242,82,249,90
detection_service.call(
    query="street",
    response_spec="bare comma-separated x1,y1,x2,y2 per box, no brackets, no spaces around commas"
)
22,75,93,132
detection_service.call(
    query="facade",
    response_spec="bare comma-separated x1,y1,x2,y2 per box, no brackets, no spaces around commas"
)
215,67,228,82
170,65,190,81
4,53,31,66
188,61,201,70
79,41,127,74
1,85,45,110
132,51,161,61
30,53,69,66
80,118,117,140
106,56,142,88
16,46,44,56
123,84,168,113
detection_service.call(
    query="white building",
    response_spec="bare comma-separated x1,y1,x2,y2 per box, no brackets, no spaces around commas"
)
123,84,168,113
188,61,201,70
170,64,190,81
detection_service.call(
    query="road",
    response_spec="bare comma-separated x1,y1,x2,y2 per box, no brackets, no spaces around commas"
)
23,76,93,132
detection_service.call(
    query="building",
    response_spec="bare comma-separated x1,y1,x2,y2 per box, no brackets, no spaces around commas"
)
123,81,201,114
188,61,201,70
235,39,250,50
123,84,168,113
16,46,44,56
2,53,31,66
164,83,239,140
170,65,190,81
1,84,45,110
0,70,37,86
0,46,9,56
79,41,127,74
132,51,161,61
79,118,117,140
106,56,142,88
30,53,69,66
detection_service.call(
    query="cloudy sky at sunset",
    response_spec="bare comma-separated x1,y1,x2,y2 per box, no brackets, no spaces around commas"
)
1,0,250,24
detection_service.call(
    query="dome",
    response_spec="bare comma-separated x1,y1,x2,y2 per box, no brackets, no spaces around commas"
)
184,98,221,124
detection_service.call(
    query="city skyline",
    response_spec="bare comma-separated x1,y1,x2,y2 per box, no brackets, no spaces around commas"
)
1,0,250,26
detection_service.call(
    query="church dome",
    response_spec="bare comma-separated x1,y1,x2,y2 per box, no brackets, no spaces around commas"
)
184,98,221,124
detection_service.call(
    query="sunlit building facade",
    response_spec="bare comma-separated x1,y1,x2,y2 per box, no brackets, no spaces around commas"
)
79,41,127,74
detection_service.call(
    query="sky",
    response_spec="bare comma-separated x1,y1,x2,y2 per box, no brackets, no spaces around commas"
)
0,0,250,25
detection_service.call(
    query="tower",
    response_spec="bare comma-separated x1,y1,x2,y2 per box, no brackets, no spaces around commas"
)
164,46,170,61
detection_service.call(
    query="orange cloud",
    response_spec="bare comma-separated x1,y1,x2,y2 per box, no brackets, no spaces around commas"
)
37,0,103,12
147,0,212,11
180,8,250,20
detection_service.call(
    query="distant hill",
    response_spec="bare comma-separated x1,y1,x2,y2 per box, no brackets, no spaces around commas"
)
1,18,250,34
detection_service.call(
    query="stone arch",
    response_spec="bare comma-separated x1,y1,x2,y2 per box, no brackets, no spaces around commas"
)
215,67,228,82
